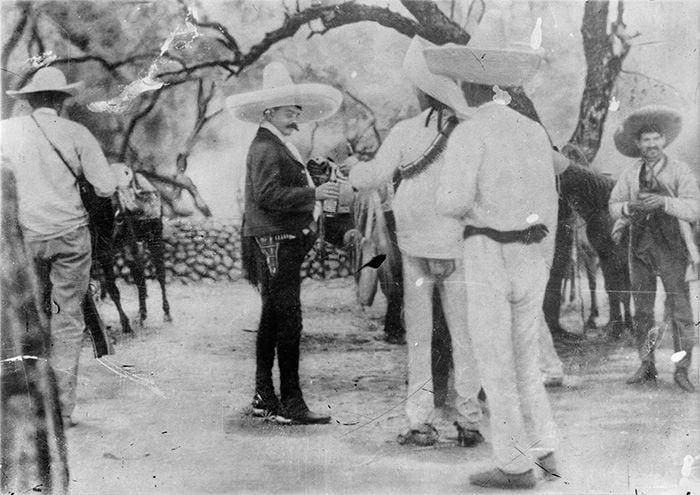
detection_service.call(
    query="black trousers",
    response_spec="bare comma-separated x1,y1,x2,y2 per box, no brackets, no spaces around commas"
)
254,237,310,408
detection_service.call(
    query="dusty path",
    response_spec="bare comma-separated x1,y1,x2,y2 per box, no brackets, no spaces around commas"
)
62,278,699,495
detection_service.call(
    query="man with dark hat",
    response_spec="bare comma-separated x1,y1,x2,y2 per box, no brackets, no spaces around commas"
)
1,66,117,425
609,104,699,393
226,62,342,424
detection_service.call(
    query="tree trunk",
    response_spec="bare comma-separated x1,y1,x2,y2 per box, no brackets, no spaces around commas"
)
1,168,69,495
544,0,632,336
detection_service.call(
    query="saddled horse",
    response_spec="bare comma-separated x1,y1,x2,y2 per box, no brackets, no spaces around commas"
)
557,162,633,337
90,164,171,333
300,156,405,342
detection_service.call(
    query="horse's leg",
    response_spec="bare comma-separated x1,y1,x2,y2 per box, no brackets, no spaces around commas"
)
96,250,132,334
125,237,148,325
147,219,171,322
584,249,599,330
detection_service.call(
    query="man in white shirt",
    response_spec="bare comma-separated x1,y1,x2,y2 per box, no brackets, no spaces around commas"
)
429,36,560,488
2,67,116,424
344,36,485,447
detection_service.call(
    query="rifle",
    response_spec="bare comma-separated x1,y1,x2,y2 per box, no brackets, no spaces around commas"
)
83,283,113,358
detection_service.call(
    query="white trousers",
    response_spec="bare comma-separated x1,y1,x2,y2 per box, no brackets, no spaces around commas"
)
463,236,558,474
402,254,482,429
539,315,564,379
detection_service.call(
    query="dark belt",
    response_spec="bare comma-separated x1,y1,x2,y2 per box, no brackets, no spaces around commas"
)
463,224,549,245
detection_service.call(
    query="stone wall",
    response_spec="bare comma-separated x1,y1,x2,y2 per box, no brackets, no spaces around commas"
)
113,218,353,283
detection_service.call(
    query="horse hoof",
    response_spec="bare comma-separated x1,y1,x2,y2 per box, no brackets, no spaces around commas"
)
163,314,173,323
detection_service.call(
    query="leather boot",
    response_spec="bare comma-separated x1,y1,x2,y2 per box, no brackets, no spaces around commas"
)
674,368,696,393
626,361,657,385
469,468,537,489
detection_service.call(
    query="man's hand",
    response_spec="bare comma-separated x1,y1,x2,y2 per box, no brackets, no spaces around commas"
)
629,192,665,213
337,156,359,175
315,181,339,201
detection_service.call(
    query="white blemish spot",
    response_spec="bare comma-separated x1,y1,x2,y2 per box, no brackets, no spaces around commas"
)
350,71,358,79
608,96,620,111
88,68,165,114
27,51,57,68
416,278,424,287
526,213,539,224
671,351,687,363
492,85,511,105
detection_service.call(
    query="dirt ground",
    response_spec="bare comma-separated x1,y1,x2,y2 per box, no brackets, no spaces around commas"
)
59,276,699,495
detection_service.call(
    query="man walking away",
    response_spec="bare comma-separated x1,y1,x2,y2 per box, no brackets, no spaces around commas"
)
2,66,116,425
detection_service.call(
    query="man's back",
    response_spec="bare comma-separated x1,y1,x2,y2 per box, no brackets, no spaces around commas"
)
1,109,114,241
439,102,558,234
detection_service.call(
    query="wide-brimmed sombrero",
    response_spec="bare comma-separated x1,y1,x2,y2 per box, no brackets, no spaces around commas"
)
6,66,83,97
226,62,342,124
613,105,682,158
403,35,472,118
422,9,544,87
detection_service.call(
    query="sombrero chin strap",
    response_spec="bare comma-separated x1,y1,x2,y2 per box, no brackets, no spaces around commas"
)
398,115,459,181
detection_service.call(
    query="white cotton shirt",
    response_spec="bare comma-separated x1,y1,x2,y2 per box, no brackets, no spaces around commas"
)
349,109,464,259
1,108,116,242
436,102,558,259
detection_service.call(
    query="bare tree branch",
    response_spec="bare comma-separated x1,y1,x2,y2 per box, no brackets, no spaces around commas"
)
1,2,31,119
567,0,632,161
51,53,186,74
138,170,213,217
619,69,690,103
158,3,424,81
2,3,30,72
400,0,470,44
119,89,164,162
175,78,218,173
184,8,242,59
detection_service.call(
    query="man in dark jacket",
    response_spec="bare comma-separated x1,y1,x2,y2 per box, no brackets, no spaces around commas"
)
226,62,342,424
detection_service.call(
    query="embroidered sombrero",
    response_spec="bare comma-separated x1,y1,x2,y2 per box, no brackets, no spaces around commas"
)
613,105,683,158
6,66,84,97
226,62,342,124
422,9,544,87
403,35,472,118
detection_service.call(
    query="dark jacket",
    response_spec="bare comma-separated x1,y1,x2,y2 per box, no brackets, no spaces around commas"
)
242,127,315,237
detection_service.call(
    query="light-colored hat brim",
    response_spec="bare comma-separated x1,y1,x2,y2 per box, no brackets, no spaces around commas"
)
6,80,83,97
424,45,543,87
403,36,472,118
225,83,342,123
614,105,682,158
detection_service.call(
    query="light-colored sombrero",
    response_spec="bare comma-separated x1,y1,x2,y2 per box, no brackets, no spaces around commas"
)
226,62,342,124
403,35,472,118
6,66,83,97
423,9,544,87
613,105,682,158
